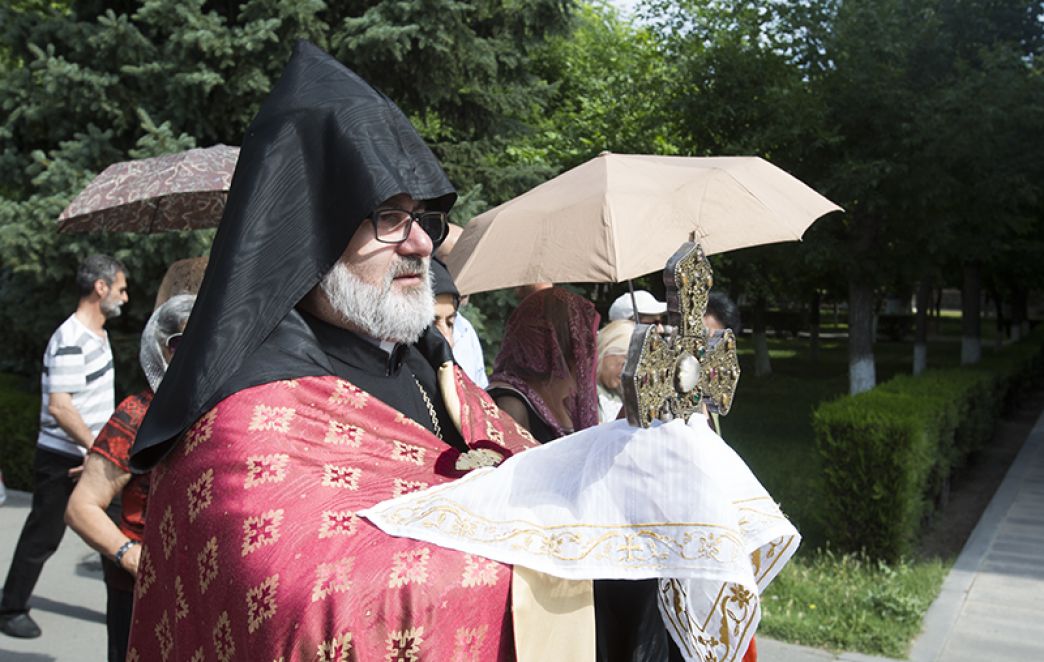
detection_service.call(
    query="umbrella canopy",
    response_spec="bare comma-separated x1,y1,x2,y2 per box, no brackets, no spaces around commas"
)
57,144,239,233
446,153,842,294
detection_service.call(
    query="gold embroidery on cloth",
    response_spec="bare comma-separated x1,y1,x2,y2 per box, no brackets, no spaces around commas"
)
461,554,500,587
318,510,359,539
317,631,353,661
394,410,427,431
393,478,429,497
248,404,296,433
246,574,280,634
174,576,189,621
329,380,369,408
755,535,797,586
213,610,235,662
455,448,505,472
388,548,431,588
323,419,364,447
186,468,214,523
391,440,428,465
159,506,177,560
198,536,219,594
658,570,774,662
321,464,361,490
385,626,424,662
484,420,505,444
452,624,488,662
311,558,354,602
244,453,290,488
154,610,173,662
241,509,284,556
183,408,217,456
379,494,746,568
135,546,156,599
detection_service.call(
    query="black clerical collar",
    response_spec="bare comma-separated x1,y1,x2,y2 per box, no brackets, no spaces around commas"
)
299,311,409,377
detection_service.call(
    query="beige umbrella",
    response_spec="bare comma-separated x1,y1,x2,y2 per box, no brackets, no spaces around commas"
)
446,153,842,294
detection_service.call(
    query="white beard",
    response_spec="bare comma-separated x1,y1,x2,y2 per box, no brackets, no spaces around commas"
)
319,257,434,344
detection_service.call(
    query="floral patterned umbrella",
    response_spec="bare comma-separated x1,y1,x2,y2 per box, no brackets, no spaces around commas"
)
57,144,239,233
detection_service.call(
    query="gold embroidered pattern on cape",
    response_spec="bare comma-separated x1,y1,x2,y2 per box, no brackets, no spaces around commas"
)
317,631,353,661
246,574,280,633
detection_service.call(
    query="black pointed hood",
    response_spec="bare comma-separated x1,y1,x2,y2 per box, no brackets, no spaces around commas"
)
131,41,456,470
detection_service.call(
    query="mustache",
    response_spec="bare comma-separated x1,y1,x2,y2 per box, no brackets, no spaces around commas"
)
387,256,428,281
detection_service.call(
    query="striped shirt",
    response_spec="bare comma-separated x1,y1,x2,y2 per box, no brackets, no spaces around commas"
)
38,313,116,458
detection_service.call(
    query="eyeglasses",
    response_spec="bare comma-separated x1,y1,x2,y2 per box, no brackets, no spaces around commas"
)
165,333,183,353
369,208,448,244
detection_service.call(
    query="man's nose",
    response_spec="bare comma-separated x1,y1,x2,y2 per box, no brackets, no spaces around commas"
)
397,219,433,257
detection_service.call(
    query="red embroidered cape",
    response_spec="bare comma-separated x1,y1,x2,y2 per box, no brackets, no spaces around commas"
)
128,370,537,662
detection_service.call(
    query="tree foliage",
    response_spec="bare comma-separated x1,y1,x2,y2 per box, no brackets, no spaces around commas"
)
0,0,573,381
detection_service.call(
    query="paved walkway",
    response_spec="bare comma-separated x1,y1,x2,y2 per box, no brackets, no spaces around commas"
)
0,410,1042,660
0,489,107,662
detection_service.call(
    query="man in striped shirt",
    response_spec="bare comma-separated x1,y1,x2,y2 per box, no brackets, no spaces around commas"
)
0,254,128,640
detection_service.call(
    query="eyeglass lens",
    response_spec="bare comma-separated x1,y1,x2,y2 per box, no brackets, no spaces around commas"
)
374,210,447,243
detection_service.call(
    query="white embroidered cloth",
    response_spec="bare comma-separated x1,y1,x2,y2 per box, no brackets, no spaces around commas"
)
362,415,800,662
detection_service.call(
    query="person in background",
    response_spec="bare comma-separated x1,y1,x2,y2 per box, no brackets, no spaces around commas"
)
65,295,194,662
703,291,742,436
595,320,635,423
705,290,741,334
608,290,666,324
0,254,128,639
434,223,489,387
430,259,459,348
514,281,553,302
488,287,600,443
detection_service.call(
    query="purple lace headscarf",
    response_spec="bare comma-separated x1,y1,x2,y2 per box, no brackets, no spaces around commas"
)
490,287,600,437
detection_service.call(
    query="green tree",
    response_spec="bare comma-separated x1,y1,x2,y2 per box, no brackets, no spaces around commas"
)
0,0,574,380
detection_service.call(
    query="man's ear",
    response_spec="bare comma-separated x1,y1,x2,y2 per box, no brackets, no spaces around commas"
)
93,278,109,298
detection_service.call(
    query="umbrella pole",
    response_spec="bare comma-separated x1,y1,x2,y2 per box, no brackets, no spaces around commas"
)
627,279,640,324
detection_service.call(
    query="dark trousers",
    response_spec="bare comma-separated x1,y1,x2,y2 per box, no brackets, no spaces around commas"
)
105,580,132,661
101,556,133,662
0,447,81,614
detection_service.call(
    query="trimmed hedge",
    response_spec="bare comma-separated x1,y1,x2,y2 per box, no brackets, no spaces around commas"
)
814,327,1044,561
0,373,40,491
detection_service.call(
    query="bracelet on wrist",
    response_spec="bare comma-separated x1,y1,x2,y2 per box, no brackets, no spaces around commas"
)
114,540,140,564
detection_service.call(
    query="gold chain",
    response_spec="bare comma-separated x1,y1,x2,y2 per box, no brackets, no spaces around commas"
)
413,377,443,439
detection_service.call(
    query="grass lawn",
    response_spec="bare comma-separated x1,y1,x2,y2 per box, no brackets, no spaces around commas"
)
758,550,951,658
720,331,994,656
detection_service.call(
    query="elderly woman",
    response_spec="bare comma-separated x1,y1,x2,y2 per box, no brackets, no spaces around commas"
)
65,295,194,662
595,319,635,423
487,287,600,442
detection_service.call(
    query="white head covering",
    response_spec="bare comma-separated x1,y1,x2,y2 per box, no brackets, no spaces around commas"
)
608,290,666,322
140,295,196,392
597,319,635,364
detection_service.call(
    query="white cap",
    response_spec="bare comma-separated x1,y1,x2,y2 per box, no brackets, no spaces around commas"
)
608,290,667,321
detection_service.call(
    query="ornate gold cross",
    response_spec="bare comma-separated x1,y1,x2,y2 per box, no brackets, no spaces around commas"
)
621,242,741,428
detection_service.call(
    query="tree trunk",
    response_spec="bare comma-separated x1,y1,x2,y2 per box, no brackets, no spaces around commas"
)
991,288,1005,350
913,279,930,375
1011,286,1028,341
961,263,982,365
753,295,772,376
809,289,821,362
848,278,876,394
933,287,944,334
